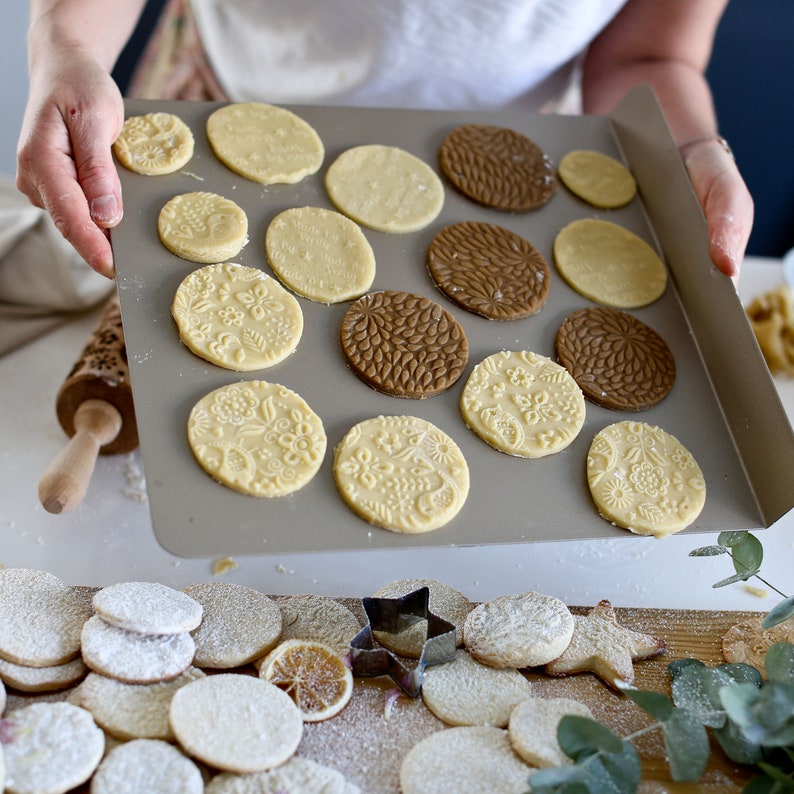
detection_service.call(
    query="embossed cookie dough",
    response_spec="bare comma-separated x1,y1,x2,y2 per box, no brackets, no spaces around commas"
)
172,263,303,371
557,149,637,209
158,191,249,264
460,350,586,458
333,415,470,533
553,218,667,309
340,290,469,398
113,112,194,175
427,221,550,320
722,616,794,677
438,123,556,211
555,307,676,411
265,206,376,303
325,144,444,233
206,102,324,184
586,420,706,537
187,381,326,498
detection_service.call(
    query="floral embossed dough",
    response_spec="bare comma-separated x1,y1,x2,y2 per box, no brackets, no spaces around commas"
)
114,112,195,175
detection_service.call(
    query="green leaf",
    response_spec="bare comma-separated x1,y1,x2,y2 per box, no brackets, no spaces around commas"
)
671,663,728,728
731,532,764,577
668,658,705,677
718,530,750,547
714,716,763,765
764,597,794,629
765,643,794,685
688,545,728,557
713,571,756,588
557,716,624,761
526,764,589,792
721,681,794,747
718,662,764,687
622,687,674,722
661,708,711,781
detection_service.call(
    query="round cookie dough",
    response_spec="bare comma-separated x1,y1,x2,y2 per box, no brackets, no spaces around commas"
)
555,307,676,411
158,191,249,264
187,380,327,498
586,420,707,537
172,262,303,371
427,221,550,320
553,218,667,309
113,112,194,175
438,123,556,211
339,290,469,399
206,102,324,184
333,415,470,534
459,350,586,458
265,206,376,303
557,149,637,209
325,144,444,233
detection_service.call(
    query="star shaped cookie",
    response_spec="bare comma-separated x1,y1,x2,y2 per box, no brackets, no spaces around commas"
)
543,599,665,689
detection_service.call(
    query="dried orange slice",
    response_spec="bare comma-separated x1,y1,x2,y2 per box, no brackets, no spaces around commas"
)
258,639,353,722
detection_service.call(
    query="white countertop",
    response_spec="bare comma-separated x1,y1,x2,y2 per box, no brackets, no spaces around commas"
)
2,256,792,612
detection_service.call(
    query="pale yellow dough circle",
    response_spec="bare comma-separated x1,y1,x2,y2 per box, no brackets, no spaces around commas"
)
172,262,303,371
325,144,444,233
158,191,248,264
206,102,324,184
554,218,667,309
333,415,469,533
586,420,706,537
188,380,327,498
557,149,637,209
266,206,376,303
113,112,194,175
460,350,586,459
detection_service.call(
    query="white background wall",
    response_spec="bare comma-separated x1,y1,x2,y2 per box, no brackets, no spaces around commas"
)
1,4,31,178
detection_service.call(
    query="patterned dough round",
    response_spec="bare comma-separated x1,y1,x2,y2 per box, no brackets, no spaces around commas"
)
113,112,194,175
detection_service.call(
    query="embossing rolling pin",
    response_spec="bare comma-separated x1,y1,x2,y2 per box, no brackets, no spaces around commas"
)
38,292,139,513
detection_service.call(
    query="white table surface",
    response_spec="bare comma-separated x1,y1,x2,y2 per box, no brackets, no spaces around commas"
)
2,256,792,612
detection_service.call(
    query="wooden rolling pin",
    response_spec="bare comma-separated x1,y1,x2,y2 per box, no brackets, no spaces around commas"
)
39,291,139,514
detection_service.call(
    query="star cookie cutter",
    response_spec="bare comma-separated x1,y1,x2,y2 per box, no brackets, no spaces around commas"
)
348,586,457,697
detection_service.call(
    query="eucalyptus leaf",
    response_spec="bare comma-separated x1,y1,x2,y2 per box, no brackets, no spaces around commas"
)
756,760,794,788
731,533,764,577
581,740,642,794
742,775,786,794
718,530,750,548
668,658,705,677
714,716,763,765
557,716,623,761
713,571,756,588
622,688,673,722
527,764,588,791
661,708,711,781
671,663,728,728
764,597,794,630
765,643,794,686
688,545,728,557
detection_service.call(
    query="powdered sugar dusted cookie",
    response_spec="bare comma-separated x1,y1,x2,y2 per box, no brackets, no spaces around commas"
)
114,112,194,176
464,591,574,669
722,616,794,678
0,654,87,693
273,594,361,658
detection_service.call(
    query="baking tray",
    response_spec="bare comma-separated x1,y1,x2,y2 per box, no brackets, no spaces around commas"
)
113,86,794,558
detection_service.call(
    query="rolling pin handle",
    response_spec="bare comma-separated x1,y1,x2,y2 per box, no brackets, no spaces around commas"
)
38,399,124,514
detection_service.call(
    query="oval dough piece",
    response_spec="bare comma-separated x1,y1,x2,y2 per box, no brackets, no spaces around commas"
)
187,380,327,498
113,112,195,175
172,262,303,371
459,350,586,458
557,149,637,209
333,415,470,533
586,420,706,537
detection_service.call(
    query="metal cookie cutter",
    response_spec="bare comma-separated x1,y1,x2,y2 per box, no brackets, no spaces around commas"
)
348,586,457,697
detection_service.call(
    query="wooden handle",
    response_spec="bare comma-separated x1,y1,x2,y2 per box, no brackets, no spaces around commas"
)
39,399,124,514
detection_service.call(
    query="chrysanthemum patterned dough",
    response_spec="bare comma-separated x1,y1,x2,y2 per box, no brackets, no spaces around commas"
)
587,420,706,537
188,381,326,498
113,112,195,175
459,350,586,458
172,263,303,371
333,415,469,533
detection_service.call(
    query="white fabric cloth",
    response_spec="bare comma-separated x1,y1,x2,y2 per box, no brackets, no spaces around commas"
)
190,0,629,112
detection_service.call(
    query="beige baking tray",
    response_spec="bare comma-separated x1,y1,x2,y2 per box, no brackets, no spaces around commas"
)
112,85,794,558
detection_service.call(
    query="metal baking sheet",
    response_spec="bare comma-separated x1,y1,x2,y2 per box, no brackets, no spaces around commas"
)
113,86,794,558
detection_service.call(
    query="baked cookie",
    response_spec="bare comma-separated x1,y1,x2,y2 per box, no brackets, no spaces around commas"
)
427,221,550,320
272,594,361,659
0,655,87,693
205,757,360,794
722,616,794,677
557,149,637,209
113,112,194,175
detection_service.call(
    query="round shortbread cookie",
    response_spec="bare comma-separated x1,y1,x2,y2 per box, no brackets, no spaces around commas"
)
266,207,376,303
0,568,92,668
508,696,594,767
113,112,194,176
92,581,203,635
333,415,470,534
553,218,667,309
2,702,104,794
183,582,282,669
187,380,326,498
206,102,324,185
438,124,556,211
339,290,469,398
427,221,550,320
169,673,303,773
722,617,794,678
463,591,574,669
172,262,303,371
78,667,206,741
325,144,444,233
91,738,203,794
370,579,472,658
459,350,586,458
80,615,195,684
158,191,248,264
273,595,361,658
0,655,87,693
399,725,530,794
556,307,676,411
586,420,706,537
421,650,532,727
557,149,637,209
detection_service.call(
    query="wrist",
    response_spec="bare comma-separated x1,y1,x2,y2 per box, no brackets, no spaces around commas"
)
678,134,734,161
